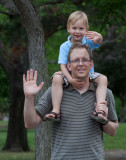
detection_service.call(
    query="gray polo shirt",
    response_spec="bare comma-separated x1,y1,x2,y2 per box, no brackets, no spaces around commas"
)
35,82,118,160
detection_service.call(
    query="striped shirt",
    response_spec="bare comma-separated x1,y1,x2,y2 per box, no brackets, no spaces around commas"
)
35,82,118,160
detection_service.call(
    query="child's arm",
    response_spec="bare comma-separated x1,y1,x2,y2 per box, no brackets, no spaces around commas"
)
85,31,103,45
61,64,85,89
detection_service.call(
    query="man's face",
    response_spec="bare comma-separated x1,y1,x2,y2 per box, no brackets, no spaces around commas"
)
67,48,93,80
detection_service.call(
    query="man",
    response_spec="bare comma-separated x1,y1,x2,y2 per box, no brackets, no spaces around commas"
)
23,43,118,160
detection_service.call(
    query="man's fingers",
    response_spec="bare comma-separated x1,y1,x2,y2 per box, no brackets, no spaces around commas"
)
34,70,37,81
27,70,30,81
38,82,44,90
30,69,33,80
23,74,26,83
24,69,37,82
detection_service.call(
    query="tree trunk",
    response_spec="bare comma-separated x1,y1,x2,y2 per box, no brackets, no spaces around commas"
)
3,52,29,151
12,0,51,159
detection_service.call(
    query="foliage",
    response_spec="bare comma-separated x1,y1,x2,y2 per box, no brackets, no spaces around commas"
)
46,30,68,77
114,96,122,122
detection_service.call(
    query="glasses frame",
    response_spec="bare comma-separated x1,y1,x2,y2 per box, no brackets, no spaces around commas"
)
70,58,91,65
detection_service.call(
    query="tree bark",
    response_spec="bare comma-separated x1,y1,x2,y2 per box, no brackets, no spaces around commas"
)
12,0,51,159
2,52,30,151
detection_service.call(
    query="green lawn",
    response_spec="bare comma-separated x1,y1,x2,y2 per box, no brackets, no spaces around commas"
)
0,121,125,160
0,121,35,160
104,123,126,150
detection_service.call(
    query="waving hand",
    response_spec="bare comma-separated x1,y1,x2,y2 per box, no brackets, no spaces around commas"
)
23,69,44,97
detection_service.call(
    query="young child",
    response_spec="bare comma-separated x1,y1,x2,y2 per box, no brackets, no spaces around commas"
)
43,11,108,124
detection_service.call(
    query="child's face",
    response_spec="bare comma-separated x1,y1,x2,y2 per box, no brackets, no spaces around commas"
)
67,20,88,43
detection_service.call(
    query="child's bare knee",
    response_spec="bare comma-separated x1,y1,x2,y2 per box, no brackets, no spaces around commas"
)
52,73,64,85
99,74,108,85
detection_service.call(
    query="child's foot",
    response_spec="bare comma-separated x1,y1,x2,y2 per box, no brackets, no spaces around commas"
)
43,112,61,122
91,111,108,125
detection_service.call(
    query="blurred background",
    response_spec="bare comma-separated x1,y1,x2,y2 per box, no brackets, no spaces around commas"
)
0,0,126,160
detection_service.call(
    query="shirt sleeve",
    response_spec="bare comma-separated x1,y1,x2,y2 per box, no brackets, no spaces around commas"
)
106,89,118,121
85,39,99,51
35,87,52,119
58,43,69,64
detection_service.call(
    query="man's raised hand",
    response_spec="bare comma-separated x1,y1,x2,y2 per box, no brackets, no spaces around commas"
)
23,69,44,97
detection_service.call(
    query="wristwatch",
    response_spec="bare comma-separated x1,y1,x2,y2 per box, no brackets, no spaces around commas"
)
102,119,109,125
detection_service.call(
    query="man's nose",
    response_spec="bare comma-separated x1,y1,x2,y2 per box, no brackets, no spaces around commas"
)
78,60,84,65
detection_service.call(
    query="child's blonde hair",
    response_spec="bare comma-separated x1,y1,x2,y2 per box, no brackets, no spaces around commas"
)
67,11,89,29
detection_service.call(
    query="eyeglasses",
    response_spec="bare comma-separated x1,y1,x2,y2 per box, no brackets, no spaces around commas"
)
70,58,91,65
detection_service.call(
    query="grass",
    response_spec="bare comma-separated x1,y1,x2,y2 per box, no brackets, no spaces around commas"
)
0,121,126,160
0,121,35,160
104,123,126,150
0,152,35,160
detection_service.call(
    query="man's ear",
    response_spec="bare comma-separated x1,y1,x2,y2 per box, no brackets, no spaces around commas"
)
90,60,94,70
67,62,71,71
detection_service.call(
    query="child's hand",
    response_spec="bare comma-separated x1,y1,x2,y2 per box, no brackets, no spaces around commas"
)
70,78,85,89
85,31,103,44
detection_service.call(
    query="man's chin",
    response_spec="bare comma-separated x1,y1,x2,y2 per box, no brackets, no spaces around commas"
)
77,74,89,80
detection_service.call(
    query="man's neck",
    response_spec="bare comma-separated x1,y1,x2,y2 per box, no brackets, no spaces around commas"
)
74,80,90,94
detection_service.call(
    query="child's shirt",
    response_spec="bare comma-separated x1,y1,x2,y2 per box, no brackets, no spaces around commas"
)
58,36,99,73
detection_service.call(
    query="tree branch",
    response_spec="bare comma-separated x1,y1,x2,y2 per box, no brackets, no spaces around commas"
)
101,31,124,47
0,10,14,16
0,0,19,15
12,0,42,34
39,0,84,6
39,0,66,6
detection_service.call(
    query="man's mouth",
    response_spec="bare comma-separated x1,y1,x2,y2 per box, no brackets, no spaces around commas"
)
77,68,85,72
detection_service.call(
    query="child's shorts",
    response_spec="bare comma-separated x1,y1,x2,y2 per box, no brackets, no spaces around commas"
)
51,72,100,87
89,72,100,80
51,72,69,87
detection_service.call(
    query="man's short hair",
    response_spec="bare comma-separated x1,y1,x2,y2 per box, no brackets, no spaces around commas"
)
67,11,89,29
68,43,93,61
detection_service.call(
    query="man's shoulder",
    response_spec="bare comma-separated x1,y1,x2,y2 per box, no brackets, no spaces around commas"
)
106,88,113,95
106,88,114,102
41,86,52,98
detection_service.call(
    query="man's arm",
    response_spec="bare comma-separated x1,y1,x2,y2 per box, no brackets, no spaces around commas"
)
102,121,119,136
96,101,119,136
23,69,44,129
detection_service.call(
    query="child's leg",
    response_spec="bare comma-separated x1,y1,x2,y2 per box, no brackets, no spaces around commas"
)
94,74,107,107
91,74,108,124
51,72,64,114
43,72,64,121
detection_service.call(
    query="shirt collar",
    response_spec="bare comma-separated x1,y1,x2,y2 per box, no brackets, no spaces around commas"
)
68,35,87,44
64,81,96,92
